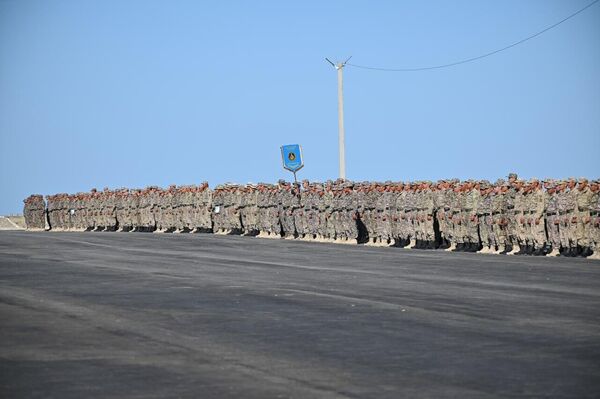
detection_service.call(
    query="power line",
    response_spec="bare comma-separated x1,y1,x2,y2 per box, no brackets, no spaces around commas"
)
347,0,599,72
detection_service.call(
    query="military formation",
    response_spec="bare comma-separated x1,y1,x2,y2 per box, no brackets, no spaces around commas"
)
23,174,600,259
23,194,46,229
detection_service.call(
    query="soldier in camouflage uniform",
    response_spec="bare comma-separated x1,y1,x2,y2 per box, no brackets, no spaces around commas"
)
575,178,593,257
464,181,481,252
450,183,465,251
490,180,509,254
422,181,436,249
555,180,570,254
544,180,561,257
341,182,358,244
278,180,297,239
588,180,600,260
389,183,402,247
563,178,579,256
477,181,494,253
361,183,376,245
265,184,280,238
506,179,524,255
293,181,308,240
529,179,547,255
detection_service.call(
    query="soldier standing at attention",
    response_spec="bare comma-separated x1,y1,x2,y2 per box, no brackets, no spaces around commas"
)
529,179,547,255
507,180,524,255
316,182,329,242
422,181,436,249
477,181,493,253
268,184,281,238
575,178,593,257
505,173,520,255
389,183,402,247
278,180,296,239
565,178,579,256
556,180,570,255
544,180,561,257
448,182,463,251
491,180,508,254
588,180,600,260
464,181,481,252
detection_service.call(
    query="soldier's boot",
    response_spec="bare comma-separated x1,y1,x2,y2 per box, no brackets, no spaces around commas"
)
477,245,489,254
580,247,593,258
493,245,505,255
507,244,520,255
546,247,561,257
445,241,456,252
406,239,417,249
587,250,600,260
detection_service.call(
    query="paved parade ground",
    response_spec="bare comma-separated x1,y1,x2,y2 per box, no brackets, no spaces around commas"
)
1,231,599,398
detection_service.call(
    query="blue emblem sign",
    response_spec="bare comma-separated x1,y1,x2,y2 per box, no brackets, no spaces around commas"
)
280,144,304,173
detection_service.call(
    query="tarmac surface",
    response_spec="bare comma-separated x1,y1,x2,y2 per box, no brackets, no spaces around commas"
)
1,231,599,398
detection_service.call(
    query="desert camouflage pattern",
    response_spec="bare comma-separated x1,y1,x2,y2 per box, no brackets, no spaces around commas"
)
23,174,600,259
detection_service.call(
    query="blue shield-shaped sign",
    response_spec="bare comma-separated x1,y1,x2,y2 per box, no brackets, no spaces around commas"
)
280,144,304,172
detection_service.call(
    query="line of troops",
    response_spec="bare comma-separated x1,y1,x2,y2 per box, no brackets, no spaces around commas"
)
23,174,600,259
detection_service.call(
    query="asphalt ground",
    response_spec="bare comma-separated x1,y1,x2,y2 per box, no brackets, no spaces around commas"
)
1,231,599,398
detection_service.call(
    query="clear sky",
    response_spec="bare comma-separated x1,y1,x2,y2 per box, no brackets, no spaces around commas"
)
1,0,599,214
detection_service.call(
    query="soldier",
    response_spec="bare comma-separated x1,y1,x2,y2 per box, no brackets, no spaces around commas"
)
422,181,436,249
555,180,570,255
575,178,593,257
491,180,509,254
389,183,402,247
505,174,520,255
278,180,296,239
106,189,118,231
268,184,282,238
404,182,417,249
211,185,225,234
506,180,524,255
464,181,481,252
256,183,269,237
529,179,548,255
294,180,309,240
477,181,493,253
450,183,465,251
544,179,561,257
563,178,579,256
588,179,600,260
342,182,358,244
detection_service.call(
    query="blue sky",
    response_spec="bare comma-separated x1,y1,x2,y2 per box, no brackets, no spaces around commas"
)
1,0,599,214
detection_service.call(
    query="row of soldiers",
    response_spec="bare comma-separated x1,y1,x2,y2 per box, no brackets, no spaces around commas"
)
36,184,212,233
23,174,600,259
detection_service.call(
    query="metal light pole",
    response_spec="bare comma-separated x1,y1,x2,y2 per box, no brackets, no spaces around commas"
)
326,56,351,180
